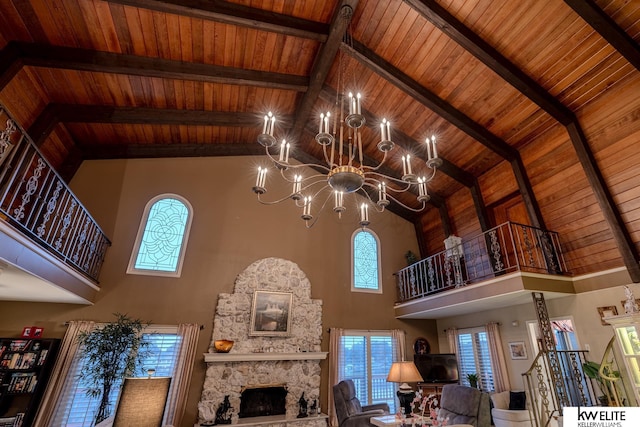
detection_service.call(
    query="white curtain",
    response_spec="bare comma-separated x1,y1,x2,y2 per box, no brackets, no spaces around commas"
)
33,320,95,427
163,323,200,427
446,327,458,356
327,327,344,427
486,322,511,392
391,329,406,361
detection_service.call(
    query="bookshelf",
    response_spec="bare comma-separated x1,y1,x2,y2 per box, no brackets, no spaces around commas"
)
0,339,59,427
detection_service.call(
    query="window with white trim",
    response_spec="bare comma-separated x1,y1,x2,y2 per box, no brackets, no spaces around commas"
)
127,194,193,277
50,326,180,426
457,326,495,392
351,229,382,293
337,330,399,412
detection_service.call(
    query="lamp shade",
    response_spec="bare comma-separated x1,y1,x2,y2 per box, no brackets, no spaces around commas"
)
386,361,423,384
113,377,171,427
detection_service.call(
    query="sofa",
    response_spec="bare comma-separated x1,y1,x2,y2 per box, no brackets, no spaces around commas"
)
436,384,491,427
489,391,533,427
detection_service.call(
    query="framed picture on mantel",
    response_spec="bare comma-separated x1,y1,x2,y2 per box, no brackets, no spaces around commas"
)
249,291,293,337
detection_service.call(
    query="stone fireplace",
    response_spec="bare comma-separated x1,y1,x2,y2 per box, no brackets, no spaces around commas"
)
197,258,327,426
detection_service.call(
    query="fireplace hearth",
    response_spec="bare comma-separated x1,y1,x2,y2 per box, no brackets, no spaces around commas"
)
239,385,287,418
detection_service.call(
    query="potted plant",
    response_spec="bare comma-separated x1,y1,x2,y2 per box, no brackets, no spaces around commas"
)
582,360,619,406
466,373,479,389
77,313,150,425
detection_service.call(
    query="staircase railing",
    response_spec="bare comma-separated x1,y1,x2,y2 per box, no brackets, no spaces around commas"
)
0,106,110,283
522,349,594,427
395,222,568,303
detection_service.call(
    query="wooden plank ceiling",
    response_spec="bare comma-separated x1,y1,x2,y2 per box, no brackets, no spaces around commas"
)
0,0,639,279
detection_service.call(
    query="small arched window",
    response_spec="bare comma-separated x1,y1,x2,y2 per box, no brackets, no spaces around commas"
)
127,194,193,277
351,228,382,293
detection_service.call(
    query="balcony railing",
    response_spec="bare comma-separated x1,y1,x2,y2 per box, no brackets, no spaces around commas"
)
395,222,568,303
0,106,110,283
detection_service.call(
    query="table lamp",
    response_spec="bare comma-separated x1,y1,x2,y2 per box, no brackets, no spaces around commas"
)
386,361,423,417
113,376,171,427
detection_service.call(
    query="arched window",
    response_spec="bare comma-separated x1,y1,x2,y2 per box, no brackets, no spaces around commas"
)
127,194,193,277
351,228,382,293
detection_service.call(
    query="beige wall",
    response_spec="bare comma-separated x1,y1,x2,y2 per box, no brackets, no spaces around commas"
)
435,281,640,390
0,156,436,426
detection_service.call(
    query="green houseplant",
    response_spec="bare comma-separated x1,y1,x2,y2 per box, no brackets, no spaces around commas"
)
77,313,150,425
582,360,620,406
466,373,479,389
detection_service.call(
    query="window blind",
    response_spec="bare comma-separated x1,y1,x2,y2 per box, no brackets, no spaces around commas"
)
50,327,179,426
337,331,398,413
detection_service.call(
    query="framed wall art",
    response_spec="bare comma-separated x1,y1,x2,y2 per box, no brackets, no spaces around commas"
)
249,291,293,336
508,341,528,360
598,305,618,325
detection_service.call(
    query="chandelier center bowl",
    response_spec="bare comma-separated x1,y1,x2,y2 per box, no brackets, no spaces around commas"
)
328,166,365,193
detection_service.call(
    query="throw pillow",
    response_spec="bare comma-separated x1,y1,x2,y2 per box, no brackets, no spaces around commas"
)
509,391,526,410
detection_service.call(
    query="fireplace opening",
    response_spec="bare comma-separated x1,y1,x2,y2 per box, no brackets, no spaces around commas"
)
239,385,288,418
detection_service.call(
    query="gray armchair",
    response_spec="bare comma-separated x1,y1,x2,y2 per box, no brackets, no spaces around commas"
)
333,380,390,427
437,384,491,427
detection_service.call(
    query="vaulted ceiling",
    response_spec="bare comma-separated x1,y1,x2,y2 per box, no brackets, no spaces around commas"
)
1,0,639,280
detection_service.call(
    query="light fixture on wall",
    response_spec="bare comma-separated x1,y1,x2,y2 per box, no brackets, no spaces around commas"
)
386,361,423,417
252,5,441,228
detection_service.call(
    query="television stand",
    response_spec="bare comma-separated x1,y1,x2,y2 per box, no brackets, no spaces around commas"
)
417,382,458,400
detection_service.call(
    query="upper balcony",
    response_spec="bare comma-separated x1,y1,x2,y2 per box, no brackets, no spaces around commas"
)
0,106,110,304
394,222,576,319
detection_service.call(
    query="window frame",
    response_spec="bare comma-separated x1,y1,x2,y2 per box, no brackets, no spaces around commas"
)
456,326,495,392
350,228,382,293
127,193,193,278
50,325,180,427
337,330,399,413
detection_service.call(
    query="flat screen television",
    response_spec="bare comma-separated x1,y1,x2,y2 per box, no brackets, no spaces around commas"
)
413,353,459,383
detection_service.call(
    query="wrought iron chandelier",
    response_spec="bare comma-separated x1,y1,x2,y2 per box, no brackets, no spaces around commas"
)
251,6,441,228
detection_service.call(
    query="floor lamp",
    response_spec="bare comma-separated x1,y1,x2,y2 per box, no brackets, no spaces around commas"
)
386,361,423,417
113,376,171,427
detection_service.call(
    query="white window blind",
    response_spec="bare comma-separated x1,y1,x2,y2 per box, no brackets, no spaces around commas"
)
457,327,495,392
337,331,398,412
50,327,180,426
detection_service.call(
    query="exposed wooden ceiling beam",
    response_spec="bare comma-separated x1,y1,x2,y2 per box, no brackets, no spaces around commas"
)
563,0,640,72
403,0,573,125
344,39,517,161
345,38,544,231
26,103,294,146
0,43,22,91
105,0,329,41
1,41,308,93
80,142,266,160
290,1,359,143
405,0,640,280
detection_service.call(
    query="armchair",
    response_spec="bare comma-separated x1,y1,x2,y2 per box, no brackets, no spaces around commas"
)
489,391,533,427
333,380,390,427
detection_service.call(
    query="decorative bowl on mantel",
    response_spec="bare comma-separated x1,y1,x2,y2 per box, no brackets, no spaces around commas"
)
214,339,234,353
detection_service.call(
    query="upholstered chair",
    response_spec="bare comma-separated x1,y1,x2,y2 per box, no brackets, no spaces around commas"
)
332,379,390,427
437,384,491,427
489,390,533,427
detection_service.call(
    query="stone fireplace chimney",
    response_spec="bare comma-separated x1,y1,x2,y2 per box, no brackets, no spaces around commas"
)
197,258,327,426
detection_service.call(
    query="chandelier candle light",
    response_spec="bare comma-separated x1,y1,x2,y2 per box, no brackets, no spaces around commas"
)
251,5,441,229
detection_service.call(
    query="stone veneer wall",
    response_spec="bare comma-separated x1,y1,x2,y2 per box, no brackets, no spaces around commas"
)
198,258,325,425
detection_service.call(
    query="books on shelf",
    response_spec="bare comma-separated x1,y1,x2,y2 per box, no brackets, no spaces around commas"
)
0,353,38,370
8,341,28,352
7,372,37,393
